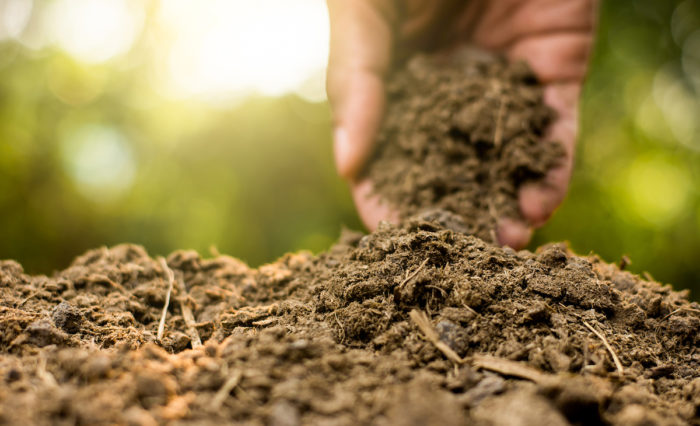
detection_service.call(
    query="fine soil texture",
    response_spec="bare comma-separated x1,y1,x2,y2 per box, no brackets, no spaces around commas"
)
365,49,564,241
1,212,699,425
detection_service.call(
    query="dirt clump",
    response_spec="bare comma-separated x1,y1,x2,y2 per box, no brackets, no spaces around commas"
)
1,212,699,425
365,49,564,240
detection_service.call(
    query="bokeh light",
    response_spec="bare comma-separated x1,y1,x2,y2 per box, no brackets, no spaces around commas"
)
682,29,700,92
652,64,700,151
621,156,692,226
60,124,136,203
47,58,107,106
635,95,671,144
671,0,700,46
46,0,144,63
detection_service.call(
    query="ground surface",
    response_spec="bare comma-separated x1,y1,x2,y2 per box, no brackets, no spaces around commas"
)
366,49,564,241
1,212,699,425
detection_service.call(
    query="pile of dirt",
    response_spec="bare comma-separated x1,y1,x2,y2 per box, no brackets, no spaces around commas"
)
365,49,564,241
1,212,699,425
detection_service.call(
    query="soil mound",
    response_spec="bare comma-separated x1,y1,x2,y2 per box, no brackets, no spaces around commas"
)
365,50,564,240
1,213,699,425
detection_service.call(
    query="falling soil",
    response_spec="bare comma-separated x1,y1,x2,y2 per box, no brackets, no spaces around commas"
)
365,49,564,240
1,212,699,425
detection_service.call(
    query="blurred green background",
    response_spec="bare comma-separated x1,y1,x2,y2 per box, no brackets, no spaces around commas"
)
0,0,698,299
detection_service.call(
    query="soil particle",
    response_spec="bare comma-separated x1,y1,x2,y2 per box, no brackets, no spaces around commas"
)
51,302,82,334
0,213,698,424
365,49,564,240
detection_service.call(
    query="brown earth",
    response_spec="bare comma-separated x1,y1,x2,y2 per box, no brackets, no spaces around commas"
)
1,212,699,425
365,49,564,241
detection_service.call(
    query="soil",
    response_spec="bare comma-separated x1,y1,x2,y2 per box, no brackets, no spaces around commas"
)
365,49,564,241
1,211,699,425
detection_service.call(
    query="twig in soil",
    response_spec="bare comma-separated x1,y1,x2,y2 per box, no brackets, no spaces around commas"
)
472,355,552,385
334,312,345,344
252,317,278,327
461,303,478,316
661,307,700,321
583,321,624,374
210,369,243,410
426,285,447,297
157,257,175,342
493,95,507,149
489,229,498,245
175,274,202,348
409,309,464,365
16,290,38,308
88,274,130,294
486,201,499,244
619,255,631,271
36,354,58,388
398,258,429,289
642,271,654,282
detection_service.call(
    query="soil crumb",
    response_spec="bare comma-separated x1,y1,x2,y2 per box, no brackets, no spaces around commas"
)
1,212,699,425
365,49,564,240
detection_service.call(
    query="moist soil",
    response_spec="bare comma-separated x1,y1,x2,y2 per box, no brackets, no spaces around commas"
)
1,212,699,425
365,49,564,241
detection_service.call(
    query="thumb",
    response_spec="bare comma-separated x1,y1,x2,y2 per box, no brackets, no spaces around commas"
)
326,0,395,180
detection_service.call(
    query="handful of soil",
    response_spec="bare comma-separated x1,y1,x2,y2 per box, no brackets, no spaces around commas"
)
366,49,564,240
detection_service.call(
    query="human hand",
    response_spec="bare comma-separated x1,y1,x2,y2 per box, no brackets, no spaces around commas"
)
326,0,597,248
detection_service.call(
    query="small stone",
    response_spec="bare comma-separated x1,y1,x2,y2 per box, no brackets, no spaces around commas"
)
51,302,83,334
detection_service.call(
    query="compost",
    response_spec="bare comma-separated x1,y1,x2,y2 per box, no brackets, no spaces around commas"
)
365,49,564,240
1,212,699,425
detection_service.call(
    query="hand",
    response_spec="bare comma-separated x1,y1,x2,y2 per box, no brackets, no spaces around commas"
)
326,0,597,248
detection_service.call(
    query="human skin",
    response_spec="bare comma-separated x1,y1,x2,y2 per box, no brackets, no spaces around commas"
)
326,0,598,249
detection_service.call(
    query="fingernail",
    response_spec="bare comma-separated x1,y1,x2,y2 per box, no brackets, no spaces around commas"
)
333,127,351,178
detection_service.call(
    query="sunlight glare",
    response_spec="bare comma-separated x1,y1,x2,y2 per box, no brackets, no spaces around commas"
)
159,0,329,101
46,0,144,63
0,0,33,40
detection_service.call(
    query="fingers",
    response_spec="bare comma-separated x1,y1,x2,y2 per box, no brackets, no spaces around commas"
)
497,218,533,250
507,32,592,83
518,161,572,228
469,0,596,50
331,81,385,180
470,2,597,232
326,0,396,180
519,83,580,226
351,179,400,231
505,23,592,227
